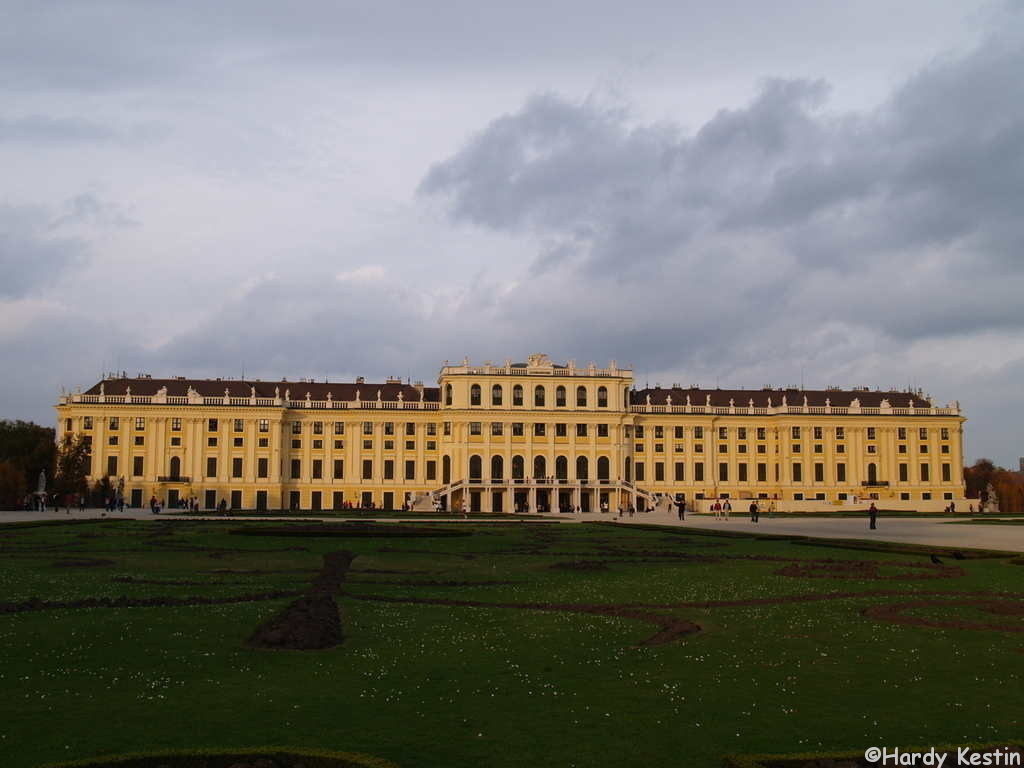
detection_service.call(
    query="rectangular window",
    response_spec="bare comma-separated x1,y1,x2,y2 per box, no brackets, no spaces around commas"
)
426,460,436,481
292,439,301,449
694,443,703,453
362,439,372,450
635,462,645,482
134,417,145,431
920,463,930,482
106,455,118,476
313,421,324,435
674,426,684,439
791,426,801,439
259,419,269,433
106,417,119,431
384,460,394,480
292,421,302,435
313,439,323,449
792,443,801,453
512,422,524,436
813,426,822,440
920,444,929,454
836,463,846,482
835,426,844,439
405,440,415,450
556,423,567,437
384,422,394,436
814,463,824,482
491,422,504,436
940,427,949,440
899,463,909,482
941,445,949,454
232,457,243,478
919,428,928,441
334,421,344,435
132,456,144,477
534,423,546,437
470,422,482,435
207,437,218,447
234,437,243,447
867,427,876,440
719,462,728,482
83,416,93,430
738,463,748,482
576,423,588,437
258,458,268,478
756,463,767,482
108,436,119,446
290,459,301,479
333,439,342,449
598,424,609,437
941,463,951,482
756,427,766,440
655,462,665,481
635,425,645,439
898,444,907,454
363,422,373,435
867,445,877,454
836,444,845,454
233,418,244,433
333,459,344,479
363,460,374,480
674,462,685,481
898,427,907,440
693,426,703,439
718,427,727,440
635,443,643,453
719,443,728,454
694,462,704,482
443,421,451,436
383,439,394,450
426,423,437,436
306,459,319,479
406,423,416,436
655,426,665,439
655,443,664,453
813,444,822,453
169,437,180,446
405,460,415,480
208,418,218,432
134,435,144,446
792,462,803,482
207,457,218,478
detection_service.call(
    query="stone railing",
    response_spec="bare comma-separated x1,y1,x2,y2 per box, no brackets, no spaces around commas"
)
59,392,438,411
628,403,959,417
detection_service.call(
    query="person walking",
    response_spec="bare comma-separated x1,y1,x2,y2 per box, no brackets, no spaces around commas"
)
677,499,686,521
868,502,878,530
749,500,759,523
150,495,158,515
722,499,731,521
712,500,721,520
78,494,85,513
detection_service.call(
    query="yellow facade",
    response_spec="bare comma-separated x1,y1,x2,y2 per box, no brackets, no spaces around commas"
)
55,354,966,512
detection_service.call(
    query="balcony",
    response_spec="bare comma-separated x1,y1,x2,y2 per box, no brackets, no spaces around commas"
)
861,480,889,487
157,476,191,483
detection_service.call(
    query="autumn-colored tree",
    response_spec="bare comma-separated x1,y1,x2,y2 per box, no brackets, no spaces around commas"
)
0,460,27,510
54,433,90,498
963,458,1023,514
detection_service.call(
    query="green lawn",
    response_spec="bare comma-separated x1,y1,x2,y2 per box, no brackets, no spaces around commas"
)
1,519,1022,767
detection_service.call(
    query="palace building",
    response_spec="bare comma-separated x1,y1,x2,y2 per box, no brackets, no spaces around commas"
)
55,354,966,513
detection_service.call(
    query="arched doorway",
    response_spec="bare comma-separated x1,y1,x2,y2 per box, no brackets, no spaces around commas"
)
576,456,588,480
533,455,546,479
511,455,524,479
169,456,181,479
491,455,504,480
597,456,610,480
555,456,568,480
469,455,482,480
442,455,451,484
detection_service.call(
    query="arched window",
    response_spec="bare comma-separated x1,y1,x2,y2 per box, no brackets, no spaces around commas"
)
469,455,482,480
597,386,608,408
491,455,504,480
491,384,503,406
511,455,525,479
576,456,588,480
470,384,481,406
512,385,523,406
867,463,878,484
625,457,632,482
576,386,587,407
555,386,566,407
533,455,546,479
556,455,568,480
445,384,453,406
597,456,610,480
169,456,181,479
442,455,451,484
534,385,546,407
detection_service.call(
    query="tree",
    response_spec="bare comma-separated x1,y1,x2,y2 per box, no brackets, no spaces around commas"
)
963,458,1023,514
0,460,27,510
54,433,90,499
0,420,56,491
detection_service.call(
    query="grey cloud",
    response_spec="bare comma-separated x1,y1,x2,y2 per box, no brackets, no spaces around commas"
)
0,204,86,298
0,114,119,143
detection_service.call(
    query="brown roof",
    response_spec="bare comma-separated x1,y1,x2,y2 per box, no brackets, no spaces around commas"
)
631,387,924,408
84,378,440,402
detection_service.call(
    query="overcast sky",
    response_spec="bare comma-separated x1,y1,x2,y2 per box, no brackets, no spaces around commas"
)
2,0,1022,466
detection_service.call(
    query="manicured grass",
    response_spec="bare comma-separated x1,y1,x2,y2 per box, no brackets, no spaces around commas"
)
1,519,1022,767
